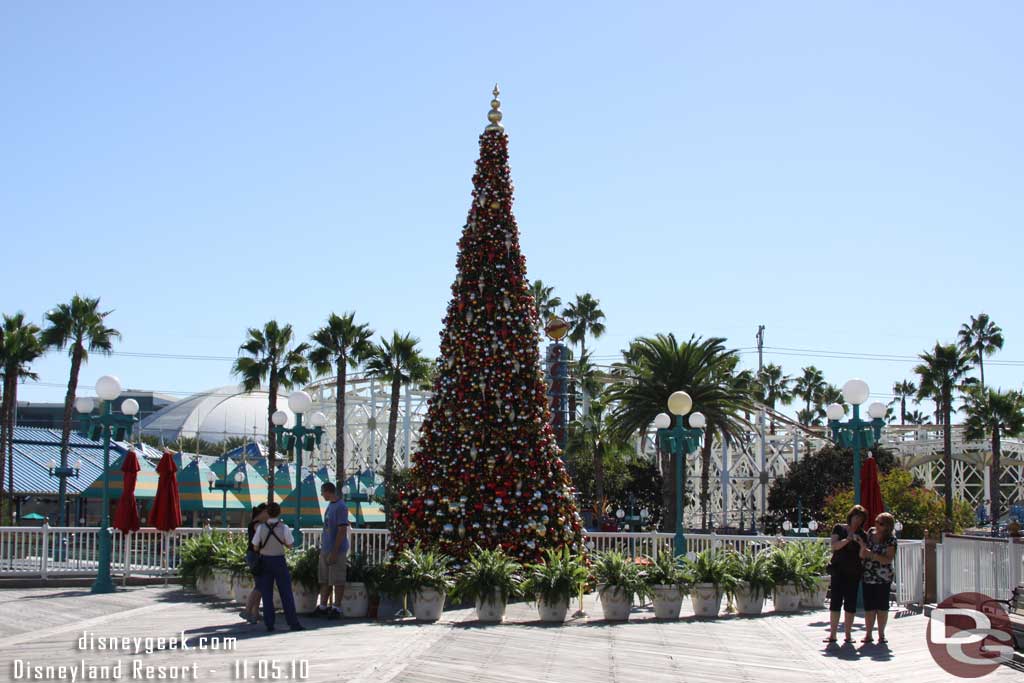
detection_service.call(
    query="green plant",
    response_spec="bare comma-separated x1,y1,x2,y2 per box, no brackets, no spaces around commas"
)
591,551,647,601
767,543,815,591
453,546,523,606
521,548,589,606
729,549,774,599
289,546,320,592
178,531,233,588
639,553,689,591
216,534,250,578
683,549,737,594
346,552,371,584
395,545,453,594
365,561,406,599
795,540,830,577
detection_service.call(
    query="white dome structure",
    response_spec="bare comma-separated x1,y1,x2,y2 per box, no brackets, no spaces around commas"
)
140,385,295,444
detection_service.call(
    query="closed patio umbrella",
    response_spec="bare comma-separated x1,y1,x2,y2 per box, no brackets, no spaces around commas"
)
860,455,884,529
113,450,141,533
150,450,182,586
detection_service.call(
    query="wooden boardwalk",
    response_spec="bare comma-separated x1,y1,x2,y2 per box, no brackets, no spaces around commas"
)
0,586,1020,682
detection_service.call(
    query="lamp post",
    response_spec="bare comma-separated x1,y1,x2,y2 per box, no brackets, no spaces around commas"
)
76,376,137,594
826,379,887,506
654,391,706,557
208,470,245,528
271,391,325,547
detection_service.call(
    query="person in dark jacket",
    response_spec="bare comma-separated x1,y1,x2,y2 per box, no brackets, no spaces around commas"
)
825,504,868,644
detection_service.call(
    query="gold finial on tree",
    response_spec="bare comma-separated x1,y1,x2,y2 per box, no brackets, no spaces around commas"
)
485,83,504,132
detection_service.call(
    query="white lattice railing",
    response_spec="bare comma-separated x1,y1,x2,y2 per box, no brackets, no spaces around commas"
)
0,526,927,604
937,534,1024,603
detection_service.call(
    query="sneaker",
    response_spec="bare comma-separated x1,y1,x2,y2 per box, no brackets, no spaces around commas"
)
310,606,329,618
327,608,341,620
239,609,250,622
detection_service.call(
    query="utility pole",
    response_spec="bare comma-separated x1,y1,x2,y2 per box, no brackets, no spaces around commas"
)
756,325,767,527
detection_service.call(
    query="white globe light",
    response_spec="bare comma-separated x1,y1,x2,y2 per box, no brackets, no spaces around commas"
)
667,391,693,416
95,375,122,401
826,403,845,421
616,509,625,519
640,509,649,519
234,471,246,483
809,520,819,531
271,410,288,426
688,412,707,429
342,485,351,495
842,379,870,406
207,471,215,483
867,401,887,419
288,391,313,415
74,397,95,414
895,521,903,532
653,412,672,430
121,398,140,417
783,520,793,531
309,411,327,428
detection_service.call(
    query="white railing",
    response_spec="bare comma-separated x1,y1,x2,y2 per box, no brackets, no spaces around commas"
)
937,534,1024,602
0,526,927,604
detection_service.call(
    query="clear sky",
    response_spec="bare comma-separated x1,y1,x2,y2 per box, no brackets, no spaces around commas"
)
2,2,1022,420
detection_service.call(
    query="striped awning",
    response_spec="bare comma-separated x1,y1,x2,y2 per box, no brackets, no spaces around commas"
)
279,472,329,526
81,451,161,500
176,456,245,511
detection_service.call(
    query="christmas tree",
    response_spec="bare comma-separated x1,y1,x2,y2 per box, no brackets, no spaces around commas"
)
390,87,584,564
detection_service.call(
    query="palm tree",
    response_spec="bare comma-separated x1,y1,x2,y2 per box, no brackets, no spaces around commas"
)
40,296,120,523
232,321,310,501
309,313,374,482
915,342,974,529
567,395,624,520
904,409,929,426
0,314,45,523
964,388,1024,528
366,332,429,521
958,313,1004,391
890,380,917,425
607,334,755,531
529,280,562,328
755,363,793,434
793,366,826,423
563,293,606,417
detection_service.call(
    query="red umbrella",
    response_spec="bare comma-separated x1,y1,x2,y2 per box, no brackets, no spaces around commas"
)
113,450,142,533
150,450,182,531
860,455,885,529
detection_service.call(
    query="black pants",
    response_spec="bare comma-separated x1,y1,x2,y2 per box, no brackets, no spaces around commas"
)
829,572,860,613
862,582,891,612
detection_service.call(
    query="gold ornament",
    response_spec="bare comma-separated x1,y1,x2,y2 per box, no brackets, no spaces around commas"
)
485,84,504,132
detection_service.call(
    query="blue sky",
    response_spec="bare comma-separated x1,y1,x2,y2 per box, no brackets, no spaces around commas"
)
2,2,1022,419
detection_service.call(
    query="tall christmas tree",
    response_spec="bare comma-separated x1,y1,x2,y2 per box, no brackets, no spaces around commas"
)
390,87,584,563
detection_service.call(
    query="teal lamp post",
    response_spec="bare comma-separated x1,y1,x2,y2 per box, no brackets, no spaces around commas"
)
654,391,706,557
207,469,245,528
271,390,325,547
825,379,887,506
77,375,138,594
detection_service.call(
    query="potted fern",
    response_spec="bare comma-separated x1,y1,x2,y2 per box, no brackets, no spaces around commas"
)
453,547,523,623
797,541,831,609
640,553,690,619
591,551,646,621
684,549,737,617
340,552,371,618
366,561,406,619
396,545,453,622
767,543,814,612
289,546,321,613
522,548,589,623
730,549,774,615
179,532,221,595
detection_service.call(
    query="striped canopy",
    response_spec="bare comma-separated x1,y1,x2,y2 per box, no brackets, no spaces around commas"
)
227,460,269,509
176,456,245,512
348,501,385,525
279,472,330,527
82,451,160,500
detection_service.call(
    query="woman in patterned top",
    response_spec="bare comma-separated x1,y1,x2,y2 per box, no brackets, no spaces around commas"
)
859,512,898,644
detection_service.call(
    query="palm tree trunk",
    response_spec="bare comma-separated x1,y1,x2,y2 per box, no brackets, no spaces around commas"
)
593,442,605,515
991,428,1001,529
942,389,953,530
267,372,278,503
335,360,346,481
58,346,83,526
699,429,712,531
383,375,402,523
978,351,986,392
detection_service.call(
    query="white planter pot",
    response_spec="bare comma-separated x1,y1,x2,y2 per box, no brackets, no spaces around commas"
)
474,589,507,623
598,586,632,621
234,575,254,604
412,588,446,622
537,597,569,623
340,582,369,618
293,585,319,614
691,583,724,617
772,583,802,612
195,574,215,596
733,581,765,616
800,576,830,609
651,585,685,620
210,570,230,599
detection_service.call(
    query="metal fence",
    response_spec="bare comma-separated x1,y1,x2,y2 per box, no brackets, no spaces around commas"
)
937,534,1024,603
0,525,926,604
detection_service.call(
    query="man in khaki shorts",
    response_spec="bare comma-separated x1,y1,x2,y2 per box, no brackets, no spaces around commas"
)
311,482,349,619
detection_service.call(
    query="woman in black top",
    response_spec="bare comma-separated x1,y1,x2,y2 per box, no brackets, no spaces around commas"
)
825,504,868,644
241,504,268,624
